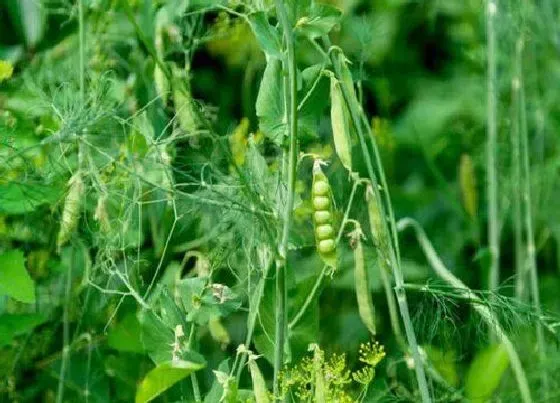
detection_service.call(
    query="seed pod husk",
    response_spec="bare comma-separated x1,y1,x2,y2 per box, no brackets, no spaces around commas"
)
248,355,270,403
330,76,352,173
459,154,477,220
154,64,169,105
350,225,376,335
57,172,84,250
366,184,388,249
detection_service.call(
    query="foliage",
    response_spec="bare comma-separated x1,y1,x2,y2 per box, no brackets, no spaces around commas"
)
1,0,560,402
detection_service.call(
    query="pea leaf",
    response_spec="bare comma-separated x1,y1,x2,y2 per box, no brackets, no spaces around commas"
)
177,277,241,325
464,343,509,402
248,12,282,58
0,249,35,303
295,4,342,39
423,345,459,387
0,313,47,347
138,309,175,364
108,314,145,353
135,359,205,403
0,182,60,214
256,57,285,146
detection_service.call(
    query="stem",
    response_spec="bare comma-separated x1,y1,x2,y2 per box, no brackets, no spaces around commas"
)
518,37,547,396
397,218,532,403
274,0,298,398
378,257,406,349
78,0,85,103
235,259,273,382
324,37,431,403
486,0,500,294
187,324,201,403
56,249,73,403
512,41,524,300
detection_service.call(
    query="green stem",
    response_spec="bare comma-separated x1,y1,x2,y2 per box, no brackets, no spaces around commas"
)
324,37,431,403
56,249,73,403
518,36,547,397
512,40,524,301
235,259,273,382
397,218,532,403
187,324,201,403
274,1,298,398
378,257,406,349
78,0,84,103
486,0,500,294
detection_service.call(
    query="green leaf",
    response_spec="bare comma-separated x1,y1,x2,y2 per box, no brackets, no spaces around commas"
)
248,12,282,58
138,309,175,364
0,249,35,303
423,345,459,387
177,277,241,325
295,4,342,39
464,343,509,402
135,360,205,403
108,314,145,353
0,183,61,214
256,57,285,146
0,313,47,346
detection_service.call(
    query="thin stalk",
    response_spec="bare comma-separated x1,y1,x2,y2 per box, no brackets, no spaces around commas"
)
187,324,201,403
235,259,273,382
56,249,73,403
398,218,532,403
78,0,84,103
324,37,430,403
289,177,361,330
518,37,547,396
512,42,524,300
274,0,298,398
378,257,406,349
486,0,500,294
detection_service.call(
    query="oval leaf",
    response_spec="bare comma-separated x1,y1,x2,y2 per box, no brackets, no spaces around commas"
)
464,343,509,402
0,249,35,303
248,12,282,58
135,360,205,403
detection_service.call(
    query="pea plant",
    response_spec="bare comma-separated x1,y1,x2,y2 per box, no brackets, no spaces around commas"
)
1,0,560,402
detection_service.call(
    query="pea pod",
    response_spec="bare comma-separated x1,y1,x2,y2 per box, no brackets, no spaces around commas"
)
330,76,352,173
349,225,376,335
248,354,270,403
312,161,336,268
57,172,84,250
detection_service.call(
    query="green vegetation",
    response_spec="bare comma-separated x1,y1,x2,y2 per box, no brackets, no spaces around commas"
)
1,0,560,402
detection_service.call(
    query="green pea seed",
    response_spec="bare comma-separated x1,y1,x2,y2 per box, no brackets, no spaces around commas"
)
316,224,334,240
314,210,331,224
318,239,335,254
313,196,330,210
313,180,329,196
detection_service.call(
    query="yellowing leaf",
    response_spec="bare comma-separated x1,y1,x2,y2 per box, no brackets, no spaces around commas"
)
0,60,14,82
229,118,250,166
460,154,478,220
135,360,205,403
